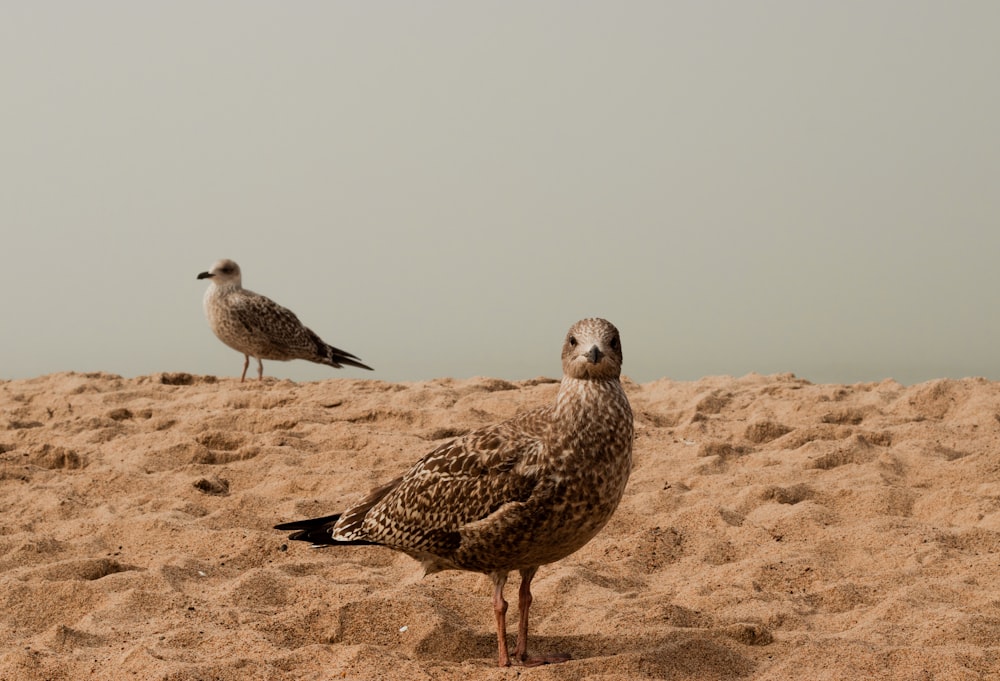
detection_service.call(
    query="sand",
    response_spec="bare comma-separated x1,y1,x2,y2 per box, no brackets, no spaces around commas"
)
2,371,999,680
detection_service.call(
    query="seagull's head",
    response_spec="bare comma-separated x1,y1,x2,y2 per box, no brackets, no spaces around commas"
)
197,259,242,287
561,318,623,380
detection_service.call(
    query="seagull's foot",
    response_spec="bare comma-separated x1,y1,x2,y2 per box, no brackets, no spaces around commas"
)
496,651,571,668
515,652,571,667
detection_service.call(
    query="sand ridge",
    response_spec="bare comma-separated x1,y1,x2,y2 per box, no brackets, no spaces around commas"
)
1,371,999,679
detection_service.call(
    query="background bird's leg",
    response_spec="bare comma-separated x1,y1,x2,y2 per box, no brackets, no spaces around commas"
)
491,572,511,667
256,357,264,381
240,355,250,382
515,566,571,666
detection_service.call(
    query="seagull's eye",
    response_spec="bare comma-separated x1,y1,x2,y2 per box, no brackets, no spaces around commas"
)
568,336,577,347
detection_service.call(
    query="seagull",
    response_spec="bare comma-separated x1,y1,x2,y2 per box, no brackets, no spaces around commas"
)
197,259,372,381
275,318,634,667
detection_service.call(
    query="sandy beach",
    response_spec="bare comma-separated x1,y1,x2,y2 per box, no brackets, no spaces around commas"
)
2,371,999,679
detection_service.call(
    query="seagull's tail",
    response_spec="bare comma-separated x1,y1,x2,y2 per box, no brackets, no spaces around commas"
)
305,328,373,371
274,513,376,547
323,343,374,371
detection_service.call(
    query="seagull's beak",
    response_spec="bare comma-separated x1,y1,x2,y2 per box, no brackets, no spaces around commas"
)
197,271,213,280
584,345,604,364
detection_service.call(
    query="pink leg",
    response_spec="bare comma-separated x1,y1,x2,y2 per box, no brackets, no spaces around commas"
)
256,357,264,380
514,567,571,666
240,355,250,382
491,572,511,667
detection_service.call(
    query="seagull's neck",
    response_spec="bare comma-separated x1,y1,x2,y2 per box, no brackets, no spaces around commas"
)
203,282,241,315
551,375,633,457
555,376,627,417
207,281,242,295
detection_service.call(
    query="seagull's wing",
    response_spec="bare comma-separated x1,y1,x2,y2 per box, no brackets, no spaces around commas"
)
227,290,317,355
334,406,552,557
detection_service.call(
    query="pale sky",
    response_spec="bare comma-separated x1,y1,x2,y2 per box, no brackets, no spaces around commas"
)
2,2,999,385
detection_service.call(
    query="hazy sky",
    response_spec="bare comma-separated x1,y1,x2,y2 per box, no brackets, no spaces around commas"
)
3,2,999,386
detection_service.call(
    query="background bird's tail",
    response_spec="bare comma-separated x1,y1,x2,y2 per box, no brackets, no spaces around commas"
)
305,327,373,371
324,343,374,371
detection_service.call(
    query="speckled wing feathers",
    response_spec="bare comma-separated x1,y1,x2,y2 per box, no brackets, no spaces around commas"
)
333,407,551,563
226,290,319,359
211,288,370,368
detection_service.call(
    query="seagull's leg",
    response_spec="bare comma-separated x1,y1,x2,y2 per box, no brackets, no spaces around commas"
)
514,567,571,666
256,357,264,381
491,571,511,667
240,355,250,382
513,566,536,662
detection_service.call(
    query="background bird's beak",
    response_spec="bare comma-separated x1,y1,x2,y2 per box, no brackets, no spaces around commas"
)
585,345,604,364
197,271,213,280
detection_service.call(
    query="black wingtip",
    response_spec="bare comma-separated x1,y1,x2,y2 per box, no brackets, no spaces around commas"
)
326,346,373,371
275,513,339,544
274,512,342,532
338,357,374,371
275,513,380,547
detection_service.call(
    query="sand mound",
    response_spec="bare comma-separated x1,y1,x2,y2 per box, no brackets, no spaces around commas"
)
2,371,999,679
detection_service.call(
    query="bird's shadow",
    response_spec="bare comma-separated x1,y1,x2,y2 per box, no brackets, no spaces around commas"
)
316,576,763,676
407,627,759,678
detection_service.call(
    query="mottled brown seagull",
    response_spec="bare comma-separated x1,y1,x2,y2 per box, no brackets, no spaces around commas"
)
197,259,372,381
275,317,634,667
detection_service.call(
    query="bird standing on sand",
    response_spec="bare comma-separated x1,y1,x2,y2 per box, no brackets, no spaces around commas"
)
197,259,372,381
276,318,634,667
